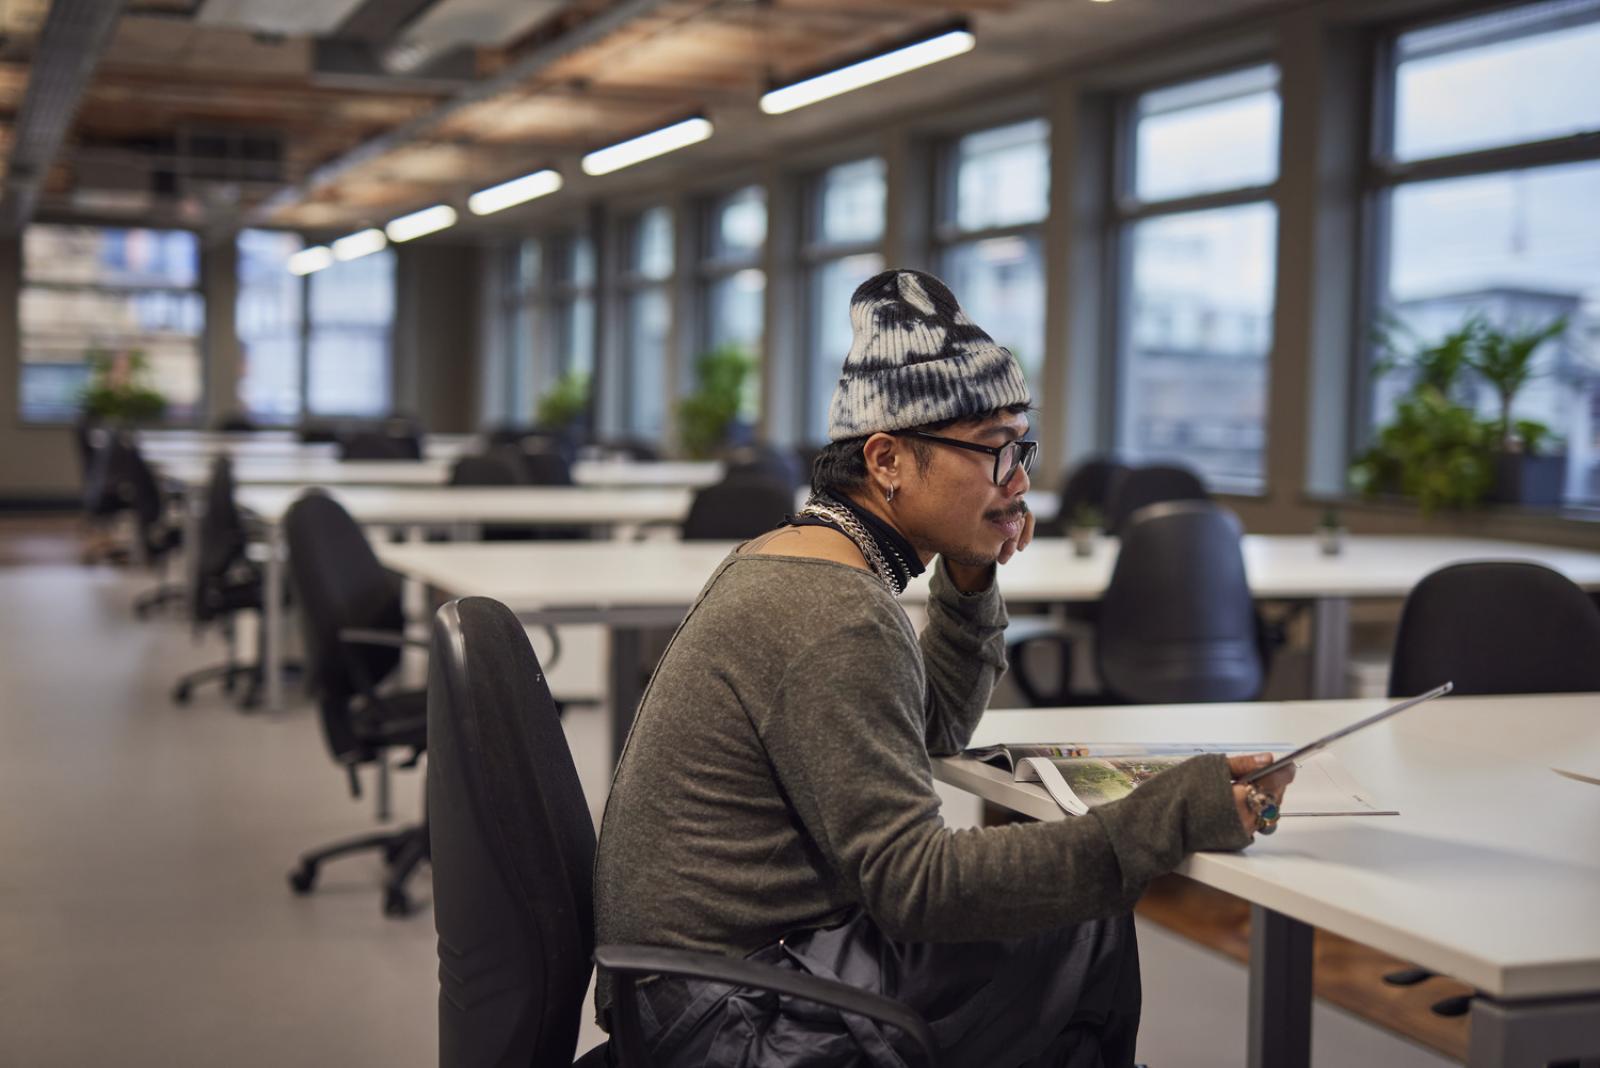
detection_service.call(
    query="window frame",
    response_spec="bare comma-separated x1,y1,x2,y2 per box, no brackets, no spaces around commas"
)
616,205,675,439
1104,59,1284,495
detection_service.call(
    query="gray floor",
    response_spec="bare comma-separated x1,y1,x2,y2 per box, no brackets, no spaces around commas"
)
0,562,1455,1066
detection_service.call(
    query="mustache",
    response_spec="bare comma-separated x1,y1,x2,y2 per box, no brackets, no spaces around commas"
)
985,500,1029,522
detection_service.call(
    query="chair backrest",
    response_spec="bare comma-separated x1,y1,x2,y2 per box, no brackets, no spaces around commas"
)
340,430,421,461
428,597,597,1068
1058,457,1128,529
682,474,793,541
284,493,404,759
520,449,575,486
193,456,250,622
1097,501,1263,703
120,440,176,554
450,453,523,486
1103,463,1209,536
1388,561,1600,697
724,443,802,489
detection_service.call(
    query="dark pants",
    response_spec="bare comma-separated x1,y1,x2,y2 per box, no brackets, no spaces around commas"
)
632,911,1142,1068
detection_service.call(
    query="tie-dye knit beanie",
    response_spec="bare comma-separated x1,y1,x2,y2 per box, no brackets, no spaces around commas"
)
826,268,1032,441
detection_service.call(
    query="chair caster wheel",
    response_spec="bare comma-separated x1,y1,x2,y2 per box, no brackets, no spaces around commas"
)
383,888,412,918
1431,994,1472,1017
172,682,192,705
288,863,317,894
1383,967,1433,986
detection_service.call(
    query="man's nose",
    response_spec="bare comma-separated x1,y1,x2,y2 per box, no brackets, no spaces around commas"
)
1002,460,1030,497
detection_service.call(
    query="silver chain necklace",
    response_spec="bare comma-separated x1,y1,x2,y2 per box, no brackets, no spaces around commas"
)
797,493,910,593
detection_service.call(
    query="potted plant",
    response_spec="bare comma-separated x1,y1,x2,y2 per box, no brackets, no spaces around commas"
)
78,348,167,426
1468,317,1569,507
1349,386,1496,514
677,345,755,460
534,371,590,438
1067,503,1102,558
1315,507,1345,556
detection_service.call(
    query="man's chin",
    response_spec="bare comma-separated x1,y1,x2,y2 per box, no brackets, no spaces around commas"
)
940,545,1001,569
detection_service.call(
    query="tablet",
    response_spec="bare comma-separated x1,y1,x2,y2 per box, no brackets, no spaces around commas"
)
1243,681,1453,784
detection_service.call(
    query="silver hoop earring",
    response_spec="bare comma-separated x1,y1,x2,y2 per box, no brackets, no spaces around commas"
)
884,485,896,504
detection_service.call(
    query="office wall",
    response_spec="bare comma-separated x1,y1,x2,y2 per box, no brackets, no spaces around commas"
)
0,235,78,506
393,241,482,434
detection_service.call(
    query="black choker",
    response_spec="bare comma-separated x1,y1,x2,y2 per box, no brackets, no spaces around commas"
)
789,491,926,594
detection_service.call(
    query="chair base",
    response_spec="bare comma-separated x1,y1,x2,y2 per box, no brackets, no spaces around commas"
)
134,582,186,619
287,823,429,918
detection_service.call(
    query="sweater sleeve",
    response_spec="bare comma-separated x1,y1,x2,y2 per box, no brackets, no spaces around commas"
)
919,558,1009,757
755,615,1250,943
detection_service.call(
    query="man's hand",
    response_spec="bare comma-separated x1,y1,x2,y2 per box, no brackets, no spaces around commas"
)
1228,752,1297,837
996,500,1034,565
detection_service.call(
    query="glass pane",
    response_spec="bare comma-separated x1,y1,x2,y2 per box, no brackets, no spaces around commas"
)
709,186,766,261
1134,65,1280,202
516,239,542,292
806,252,885,442
24,224,199,287
950,118,1050,231
1118,202,1277,490
1379,160,1600,505
563,233,595,286
558,295,594,379
624,287,671,438
306,249,394,415
815,158,886,246
940,235,1045,395
237,229,304,423
1394,1,1600,162
632,206,674,280
707,268,765,420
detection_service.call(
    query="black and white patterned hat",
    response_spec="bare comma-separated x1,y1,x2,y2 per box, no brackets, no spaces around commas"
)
827,268,1032,441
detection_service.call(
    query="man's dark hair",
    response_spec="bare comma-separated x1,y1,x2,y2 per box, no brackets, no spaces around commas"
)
809,403,1033,498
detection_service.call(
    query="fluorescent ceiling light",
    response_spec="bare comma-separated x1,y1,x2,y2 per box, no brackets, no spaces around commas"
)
760,29,975,115
467,169,563,216
385,204,457,242
287,246,334,275
331,228,388,261
580,117,712,177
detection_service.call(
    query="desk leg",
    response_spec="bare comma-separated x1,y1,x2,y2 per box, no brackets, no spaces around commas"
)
608,627,645,763
265,525,284,713
1467,994,1600,1066
1309,597,1351,699
1248,905,1313,1068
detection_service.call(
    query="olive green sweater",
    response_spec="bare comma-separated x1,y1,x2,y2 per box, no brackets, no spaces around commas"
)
593,552,1251,1017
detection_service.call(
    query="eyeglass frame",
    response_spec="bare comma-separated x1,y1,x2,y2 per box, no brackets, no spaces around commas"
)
892,430,1039,486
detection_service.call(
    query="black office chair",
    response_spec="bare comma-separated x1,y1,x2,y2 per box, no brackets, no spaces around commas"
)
213,411,257,432
723,443,803,488
449,453,524,487
681,474,794,541
520,449,575,487
283,492,430,917
124,440,187,618
340,429,422,461
1036,456,1128,536
426,595,937,1067
1102,463,1209,537
1381,561,1600,1014
1097,501,1265,703
171,456,273,707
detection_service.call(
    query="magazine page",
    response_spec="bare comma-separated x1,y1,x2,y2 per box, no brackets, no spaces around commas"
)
1013,751,1393,817
967,741,1291,774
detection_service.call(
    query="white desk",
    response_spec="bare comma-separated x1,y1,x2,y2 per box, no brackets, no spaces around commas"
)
157,456,454,488
935,694,1600,1067
570,459,724,489
240,485,693,712
373,534,1600,751
138,430,475,463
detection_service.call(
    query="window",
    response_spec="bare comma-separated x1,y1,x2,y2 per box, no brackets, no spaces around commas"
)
1369,0,1600,507
237,230,304,423
701,186,766,420
1113,64,1280,492
804,158,886,441
619,207,673,439
21,225,204,423
937,119,1049,394
496,239,542,423
553,232,596,385
305,249,395,417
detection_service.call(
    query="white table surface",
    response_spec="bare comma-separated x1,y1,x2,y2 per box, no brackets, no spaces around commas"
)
370,534,1600,610
236,484,694,528
158,456,454,488
138,431,474,463
570,459,725,489
935,693,1600,1001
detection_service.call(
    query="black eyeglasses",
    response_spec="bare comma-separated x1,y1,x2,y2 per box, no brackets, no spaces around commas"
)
895,431,1038,486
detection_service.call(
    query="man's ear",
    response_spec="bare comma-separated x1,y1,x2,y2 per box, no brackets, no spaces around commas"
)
861,432,900,488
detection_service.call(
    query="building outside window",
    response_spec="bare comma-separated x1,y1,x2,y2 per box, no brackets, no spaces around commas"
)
237,229,303,423
1367,0,1600,507
700,185,766,422
804,157,886,442
305,248,395,417
498,239,542,423
936,118,1050,397
21,225,204,423
1112,64,1281,492
619,206,674,439
552,231,596,395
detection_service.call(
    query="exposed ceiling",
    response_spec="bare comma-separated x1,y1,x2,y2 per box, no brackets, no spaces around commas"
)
0,0,1300,238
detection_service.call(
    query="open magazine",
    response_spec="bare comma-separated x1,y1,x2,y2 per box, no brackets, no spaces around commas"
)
965,742,1395,818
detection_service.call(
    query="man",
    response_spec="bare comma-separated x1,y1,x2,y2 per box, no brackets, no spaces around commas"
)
593,269,1293,1066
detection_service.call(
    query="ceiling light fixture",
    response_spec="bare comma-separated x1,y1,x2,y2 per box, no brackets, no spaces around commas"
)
287,246,334,275
467,169,564,216
331,228,388,261
385,204,458,242
759,27,975,115
580,117,713,177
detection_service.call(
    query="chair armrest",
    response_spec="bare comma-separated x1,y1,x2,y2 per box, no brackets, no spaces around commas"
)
596,943,936,1066
338,627,430,651
1003,618,1076,708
